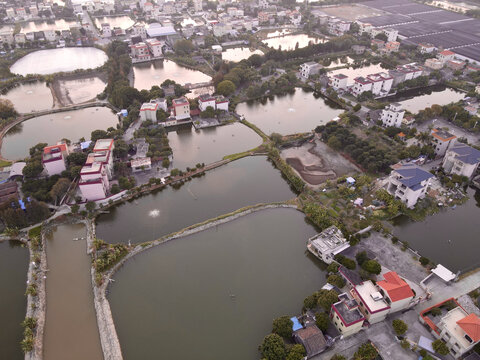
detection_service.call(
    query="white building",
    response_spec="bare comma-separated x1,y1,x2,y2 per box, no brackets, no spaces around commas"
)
386,163,433,208
44,30,56,42
140,101,158,122
351,73,392,97
435,308,480,359
198,94,216,111
130,42,151,62
437,50,455,64
42,144,69,176
92,139,114,179
6,8,15,19
331,74,348,90
79,162,109,201
14,33,26,44
172,97,190,120
193,0,203,12
380,103,405,127
132,24,147,39
299,62,323,79
0,29,14,45
419,43,435,54
442,143,480,179
382,28,398,42
145,38,164,58
131,157,152,172
328,18,351,36
376,271,414,313
352,280,390,324
102,23,112,37
425,58,443,70
307,225,349,264
330,293,365,337
213,22,232,37
216,96,229,111
431,128,457,157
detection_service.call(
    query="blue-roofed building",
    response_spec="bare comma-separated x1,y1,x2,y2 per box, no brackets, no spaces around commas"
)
386,163,434,208
291,316,303,332
442,143,480,179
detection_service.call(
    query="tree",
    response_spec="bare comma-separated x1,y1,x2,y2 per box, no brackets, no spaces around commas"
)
330,355,347,360
315,312,329,332
216,80,236,96
67,152,87,166
85,201,96,213
392,319,408,336
113,139,129,158
432,339,449,355
374,32,388,42
327,274,346,288
22,161,43,178
49,178,71,205
353,342,378,360
317,289,339,311
200,106,216,118
362,260,381,275
259,333,286,360
71,204,79,214
248,53,264,67
419,256,430,266
353,104,362,112
272,316,293,338
286,344,306,360
173,39,194,55
355,251,369,266
0,98,17,119
91,130,108,142
270,132,283,146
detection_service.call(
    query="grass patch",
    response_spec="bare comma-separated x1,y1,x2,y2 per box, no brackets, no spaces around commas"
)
0,160,12,168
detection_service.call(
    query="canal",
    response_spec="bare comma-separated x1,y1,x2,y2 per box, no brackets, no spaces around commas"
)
10,47,108,76
43,224,102,360
167,122,262,170
0,240,28,360
108,207,324,360
95,156,297,244
393,188,480,272
1,81,53,113
236,88,343,136
1,106,119,160
133,59,212,90
387,85,465,113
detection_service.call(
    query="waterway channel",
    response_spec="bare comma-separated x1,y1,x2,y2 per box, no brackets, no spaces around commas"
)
167,122,262,170
108,207,324,360
393,187,480,272
1,81,53,113
95,156,297,244
133,59,212,90
236,88,343,135
43,224,102,360
10,47,108,76
0,240,28,360
1,106,119,160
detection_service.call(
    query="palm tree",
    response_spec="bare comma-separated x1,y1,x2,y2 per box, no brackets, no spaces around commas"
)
416,131,432,145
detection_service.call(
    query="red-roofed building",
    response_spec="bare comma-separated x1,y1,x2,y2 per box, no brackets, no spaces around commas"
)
377,271,414,312
431,127,457,156
42,143,69,176
438,50,455,64
457,314,480,342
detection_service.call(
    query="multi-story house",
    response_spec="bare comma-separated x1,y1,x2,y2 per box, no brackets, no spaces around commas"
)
431,128,456,157
380,103,405,127
102,23,112,37
331,74,348,90
145,38,164,58
386,163,433,208
172,97,190,120
307,226,350,264
130,42,151,62
442,143,480,179
42,144,69,176
299,62,323,79
330,293,365,337
198,94,216,112
352,280,391,324
438,50,455,64
376,271,414,312
79,162,109,201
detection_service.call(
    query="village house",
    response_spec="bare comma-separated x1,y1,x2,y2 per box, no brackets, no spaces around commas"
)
376,271,414,312
386,163,433,208
438,50,456,64
436,307,480,359
380,103,405,127
418,43,435,54
79,162,110,201
447,59,465,71
145,38,164,58
102,23,112,38
300,62,323,79
442,143,480,179
388,63,423,87
330,74,348,91
215,96,229,111
351,73,392,97
130,42,151,62
431,127,457,157
425,58,443,70
381,41,400,54
293,325,327,358
172,97,191,120
91,139,114,179
42,144,69,176
352,280,391,324
307,225,349,264
131,157,152,172
198,94,216,111
330,293,366,337
140,101,158,122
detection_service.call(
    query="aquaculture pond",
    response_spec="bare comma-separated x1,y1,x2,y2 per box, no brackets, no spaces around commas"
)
167,122,262,170
393,188,480,272
108,207,324,360
236,88,343,135
10,47,108,76
0,240,29,360
1,107,118,160
43,224,102,360
133,60,211,90
1,81,53,113
95,156,297,244
56,76,106,105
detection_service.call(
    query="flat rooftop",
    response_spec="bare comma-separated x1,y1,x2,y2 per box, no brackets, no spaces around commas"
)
441,307,472,350
94,139,114,151
309,226,349,254
354,280,390,313
334,298,364,325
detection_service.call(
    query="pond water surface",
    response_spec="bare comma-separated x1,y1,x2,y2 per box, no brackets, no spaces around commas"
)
167,123,262,170
1,81,53,113
388,86,465,113
328,62,389,86
20,19,77,32
222,47,264,62
10,48,108,76
0,241,28,360
236,89,343,135
94,16,134,29
108,207,324,360
1,107,118,160
393,188,480,272
57,76,106,105
133,60,211,90
262,33,321,50
43,224,102,360
95,156,296,244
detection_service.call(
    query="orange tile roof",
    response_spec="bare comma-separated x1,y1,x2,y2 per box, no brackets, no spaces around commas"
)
377,271,414,302
398,132,406,137
43,144,67,154
440,50,455,56
431,128,456,142
457,313,480,342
